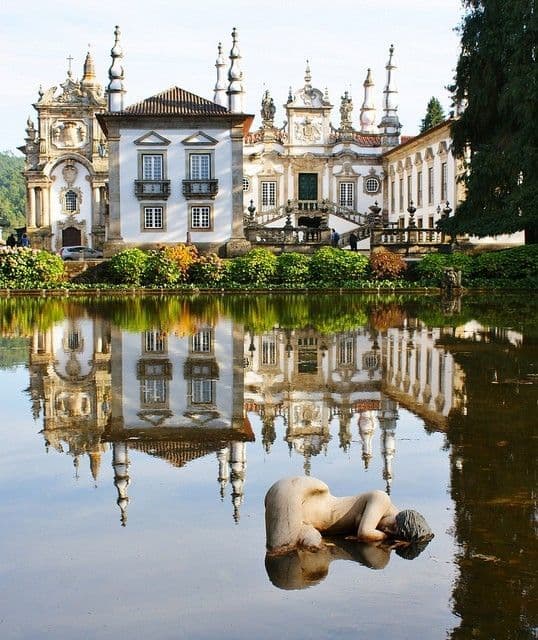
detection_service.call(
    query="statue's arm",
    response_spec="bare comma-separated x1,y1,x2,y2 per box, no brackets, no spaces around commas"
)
356,491,390,542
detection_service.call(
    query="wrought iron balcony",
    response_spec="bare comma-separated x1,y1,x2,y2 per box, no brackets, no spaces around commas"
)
182,179,219,199
134,180,171,199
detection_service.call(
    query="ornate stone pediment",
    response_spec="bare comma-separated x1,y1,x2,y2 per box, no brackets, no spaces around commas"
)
292,153,322,171
425,147,435,161
52,120,88,149
414,152,423,166
437,140,448,156
58,77,83,104
405,157,413,171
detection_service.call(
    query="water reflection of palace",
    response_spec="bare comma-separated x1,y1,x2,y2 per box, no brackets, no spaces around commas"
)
27,312,467,523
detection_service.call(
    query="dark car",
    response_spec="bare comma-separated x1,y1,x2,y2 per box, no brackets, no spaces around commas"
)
59,246,103,260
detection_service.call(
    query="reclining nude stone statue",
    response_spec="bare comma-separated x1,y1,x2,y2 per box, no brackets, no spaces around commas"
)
265,476,434,555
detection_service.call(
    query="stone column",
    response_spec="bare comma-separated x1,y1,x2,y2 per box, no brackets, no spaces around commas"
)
42,186,50,226
225,124,251,256
28,187,36,227
106,126,123,245
93,186,101,226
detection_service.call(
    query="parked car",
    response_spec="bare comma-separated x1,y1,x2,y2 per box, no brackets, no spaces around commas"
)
59,246,103,260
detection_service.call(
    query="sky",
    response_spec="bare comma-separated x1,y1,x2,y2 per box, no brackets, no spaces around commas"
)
1,0,463,154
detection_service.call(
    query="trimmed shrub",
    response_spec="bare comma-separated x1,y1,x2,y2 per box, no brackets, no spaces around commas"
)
142,249,182,286
0,247,65,288
309,247,369,286
226,248,277,286
109,248,148,285
471,245,538,281
414,252,474,285
369,248,407,280
275,252,311,286
189,253,226,286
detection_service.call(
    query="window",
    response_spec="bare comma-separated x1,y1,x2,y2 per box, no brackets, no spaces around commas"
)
243,177,250,191
142,154,163,180
407,175,412,206
191,206,211,230
192,330,212,353
65,190,78,213
261,181,277,212
191,379,214,404
390,181,395,213
417,171,423,206
142,378,167,404
399,178,404,211
428,167,434,204
365,177,380,194
338,337,354,365
339,182,354,208
261,334,277,365
190,154,211,180
144,330,166,353
441,162,448,201
144,206,163,229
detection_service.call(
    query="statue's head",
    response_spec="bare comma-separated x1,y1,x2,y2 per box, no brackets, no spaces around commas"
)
394,509,434,543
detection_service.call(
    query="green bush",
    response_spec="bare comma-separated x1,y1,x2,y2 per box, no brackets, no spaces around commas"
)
369,248,407,280
109,248,148,285
309,247,369,286
0,248,65,288
226,248,277,286
189,253,226,286
275,252,311,286
471,245,538,281
415,252,474,285
142,249,182,286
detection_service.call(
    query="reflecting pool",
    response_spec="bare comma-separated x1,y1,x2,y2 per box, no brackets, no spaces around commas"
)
0,293,536,639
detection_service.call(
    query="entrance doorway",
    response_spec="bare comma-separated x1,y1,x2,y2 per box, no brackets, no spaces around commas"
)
62,226,81,247
298,173,318,210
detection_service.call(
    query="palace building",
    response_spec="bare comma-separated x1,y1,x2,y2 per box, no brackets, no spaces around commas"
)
19,25,523,255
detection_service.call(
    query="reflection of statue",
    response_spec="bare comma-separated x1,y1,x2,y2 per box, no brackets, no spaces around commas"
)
265,538,391,590
265,476,433,554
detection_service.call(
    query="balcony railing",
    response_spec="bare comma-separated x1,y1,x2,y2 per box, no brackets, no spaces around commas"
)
182,179,219,199
134,180,171,200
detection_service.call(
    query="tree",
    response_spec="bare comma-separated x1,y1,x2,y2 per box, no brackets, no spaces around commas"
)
0,151,25,231
446,0,538,243
419,97,446,133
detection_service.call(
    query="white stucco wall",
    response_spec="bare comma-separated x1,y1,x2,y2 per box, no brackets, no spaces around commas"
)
118,127,233,244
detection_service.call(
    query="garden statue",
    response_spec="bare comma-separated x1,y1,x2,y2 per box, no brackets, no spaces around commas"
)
265,476,433,555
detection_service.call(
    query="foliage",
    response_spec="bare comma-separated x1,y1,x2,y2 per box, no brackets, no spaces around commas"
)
0,297,68,336
163,244,199,282
0,337,29,369
275,252,311,286
108,248,148,285
225,248,277,287
309,247,369,286
447,1,538,242
369,248,407,280
419,97,446,133
143,249,182,286
0,151,25,231
0,247,65,288
189,253,226,286
414,252,474,286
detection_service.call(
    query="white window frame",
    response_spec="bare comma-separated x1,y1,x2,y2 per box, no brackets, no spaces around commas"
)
260,180,277,212
261,334,277,366
143,330,166,353
142,154,163,180
428,167,434,205
191,330,212,353
364,177,380,194
417,171,423,206
143,206,164,230
441,162,448,201
191,379,214,404
190,206,211,230
339,182,355,208
189,153,211,180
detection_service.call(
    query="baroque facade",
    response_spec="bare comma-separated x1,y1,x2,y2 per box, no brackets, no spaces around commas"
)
20,25,522,254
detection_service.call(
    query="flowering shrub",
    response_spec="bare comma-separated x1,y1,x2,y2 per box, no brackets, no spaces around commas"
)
0,247,65,288
164,244,199,282
143,249,182,286
369,248,407,280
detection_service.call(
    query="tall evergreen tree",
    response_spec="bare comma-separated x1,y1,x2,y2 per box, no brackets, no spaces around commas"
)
419,97,446,133
0,151,25,230
446,0,538,243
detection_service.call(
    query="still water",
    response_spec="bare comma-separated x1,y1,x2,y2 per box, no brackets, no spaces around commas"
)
0,293,536,640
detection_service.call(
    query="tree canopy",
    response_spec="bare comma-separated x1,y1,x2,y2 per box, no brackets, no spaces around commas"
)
0,151,25,231
446,0,538,243
419,97,446,133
